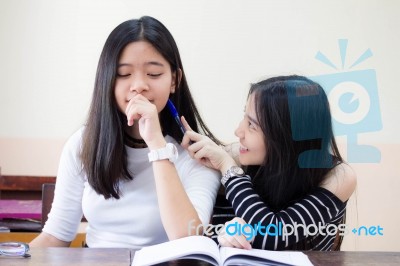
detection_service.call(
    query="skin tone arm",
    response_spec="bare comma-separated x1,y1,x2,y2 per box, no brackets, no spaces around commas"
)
30,232,70,247
126,95,202,239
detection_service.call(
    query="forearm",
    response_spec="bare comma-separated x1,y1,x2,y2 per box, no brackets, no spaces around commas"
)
152,160,202,240
225,176,345,250
29,232,71,247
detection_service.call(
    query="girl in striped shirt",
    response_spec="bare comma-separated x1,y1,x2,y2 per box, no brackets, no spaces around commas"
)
181,75,357,251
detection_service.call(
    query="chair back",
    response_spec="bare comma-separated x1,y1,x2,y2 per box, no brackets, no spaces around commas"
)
41,183,55,229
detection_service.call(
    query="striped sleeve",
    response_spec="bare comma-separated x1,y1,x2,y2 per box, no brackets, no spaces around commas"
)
224,176,346,250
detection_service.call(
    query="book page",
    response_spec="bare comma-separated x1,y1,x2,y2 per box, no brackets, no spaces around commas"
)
132,236,221,266
220,247,313,266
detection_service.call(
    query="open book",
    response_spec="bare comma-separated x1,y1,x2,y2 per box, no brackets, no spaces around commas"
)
132,235,313,266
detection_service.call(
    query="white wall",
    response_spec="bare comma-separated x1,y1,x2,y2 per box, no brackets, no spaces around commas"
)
0,0,399,251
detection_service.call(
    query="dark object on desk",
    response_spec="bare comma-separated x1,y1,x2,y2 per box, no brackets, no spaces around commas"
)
0,200,42,232
0,219,41,232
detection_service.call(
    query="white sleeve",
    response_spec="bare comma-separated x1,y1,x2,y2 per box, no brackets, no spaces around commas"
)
178,150,220,226
42,129,85,242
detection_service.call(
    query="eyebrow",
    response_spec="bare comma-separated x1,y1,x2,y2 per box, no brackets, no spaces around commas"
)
117,61,165,68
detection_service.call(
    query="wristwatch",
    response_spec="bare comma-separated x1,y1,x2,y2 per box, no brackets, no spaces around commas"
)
148,143,178,163
221,165,245,186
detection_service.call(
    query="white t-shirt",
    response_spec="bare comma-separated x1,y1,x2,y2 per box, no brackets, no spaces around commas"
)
43,128,220,249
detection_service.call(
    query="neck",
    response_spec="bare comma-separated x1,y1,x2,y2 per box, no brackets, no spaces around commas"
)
123,124,147,148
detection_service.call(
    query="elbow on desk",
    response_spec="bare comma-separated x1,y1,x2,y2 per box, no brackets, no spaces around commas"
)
29,232,71,247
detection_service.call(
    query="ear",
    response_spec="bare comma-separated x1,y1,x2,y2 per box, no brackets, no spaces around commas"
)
170,68,182,93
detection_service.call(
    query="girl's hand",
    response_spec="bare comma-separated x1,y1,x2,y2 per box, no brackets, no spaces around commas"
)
181,116,237,174
125,94,165,149
218,217,253,250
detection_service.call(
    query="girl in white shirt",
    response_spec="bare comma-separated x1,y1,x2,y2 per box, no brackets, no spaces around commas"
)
30,16,220,249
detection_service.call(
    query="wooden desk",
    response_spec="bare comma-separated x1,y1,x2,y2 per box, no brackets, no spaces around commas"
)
0,249,399,265
305,251,400,265
0,232,87,248
0,248,131,266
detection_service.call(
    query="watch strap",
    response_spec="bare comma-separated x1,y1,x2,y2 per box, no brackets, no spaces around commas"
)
221,166,245,186
148,143,178,163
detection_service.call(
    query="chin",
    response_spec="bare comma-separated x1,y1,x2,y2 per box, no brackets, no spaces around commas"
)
239,157,248,166
240,156,260,166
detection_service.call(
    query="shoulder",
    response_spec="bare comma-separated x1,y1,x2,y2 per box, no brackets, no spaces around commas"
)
64,127,85,148
60,127,85,163
57,127,86,182
320,163,357,203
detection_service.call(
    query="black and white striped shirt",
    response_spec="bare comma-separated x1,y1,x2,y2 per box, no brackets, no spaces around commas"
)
211,175,346,251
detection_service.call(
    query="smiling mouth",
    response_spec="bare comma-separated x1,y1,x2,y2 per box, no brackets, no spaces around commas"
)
239,146,249,153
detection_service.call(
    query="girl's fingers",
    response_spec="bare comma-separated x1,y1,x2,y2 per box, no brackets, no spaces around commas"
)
218,217,253,250
233,235,252,250
125,96,152,126
181,130,204,148
181,116,192,131
218,235,234,248
218,234,250,250
126,105,140,126
229,236,247,249
181,134,192,149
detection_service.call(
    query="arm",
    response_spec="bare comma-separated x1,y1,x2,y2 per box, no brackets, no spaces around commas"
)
223,164,356,250
151,154,219,239
126,96,215,240
152,159,206,239
177,148,220,233
30,129,85,247
30,232,70,247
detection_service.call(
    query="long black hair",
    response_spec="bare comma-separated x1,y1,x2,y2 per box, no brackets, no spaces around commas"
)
246,75,344,249
248,75,343,209
81,16,220,199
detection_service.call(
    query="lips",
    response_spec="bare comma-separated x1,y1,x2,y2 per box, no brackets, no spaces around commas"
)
239,145,249,153
126,97,154,103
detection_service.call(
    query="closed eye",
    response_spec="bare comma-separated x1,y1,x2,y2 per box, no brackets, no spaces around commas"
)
148,73,162,77
117,73,130,78
248,121,256,129
246,114,259,130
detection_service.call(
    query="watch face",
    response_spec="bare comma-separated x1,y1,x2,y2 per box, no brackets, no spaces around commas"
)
231,166,244,175
222,166,245,186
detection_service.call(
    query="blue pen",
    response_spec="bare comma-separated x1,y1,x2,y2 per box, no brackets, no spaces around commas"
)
167,99,186,135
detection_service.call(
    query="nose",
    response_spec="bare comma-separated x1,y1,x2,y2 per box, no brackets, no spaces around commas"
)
234,119,245,139
130,75,149,94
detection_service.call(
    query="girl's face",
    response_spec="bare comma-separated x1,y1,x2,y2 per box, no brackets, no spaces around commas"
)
114,41,177,115
234,93,266,166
